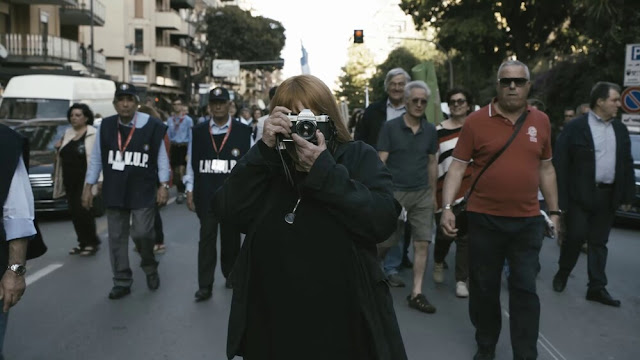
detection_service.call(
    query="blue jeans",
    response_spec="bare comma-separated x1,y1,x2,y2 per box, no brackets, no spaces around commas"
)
0,311,8,359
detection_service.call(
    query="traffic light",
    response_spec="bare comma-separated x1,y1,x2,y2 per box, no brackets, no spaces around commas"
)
354,30,363,44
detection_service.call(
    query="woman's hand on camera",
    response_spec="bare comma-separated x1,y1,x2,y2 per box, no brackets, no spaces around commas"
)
261,106,292,148
292,130,327,172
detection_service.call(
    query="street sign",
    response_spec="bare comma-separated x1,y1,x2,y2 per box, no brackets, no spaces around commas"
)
212,59,240,78
621,86,640,114
621,113,640,132
624,44,640,86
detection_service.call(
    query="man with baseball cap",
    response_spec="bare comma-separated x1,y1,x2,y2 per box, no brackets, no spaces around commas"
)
82,82,170,300
183,86,252,301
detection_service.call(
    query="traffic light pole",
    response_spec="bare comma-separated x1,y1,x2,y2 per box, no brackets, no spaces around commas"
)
389,36,453,89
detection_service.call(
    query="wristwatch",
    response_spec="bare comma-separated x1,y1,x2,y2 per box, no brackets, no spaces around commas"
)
444,204,453,211
160,183,170,189
548,210,563,216
7,264,26,276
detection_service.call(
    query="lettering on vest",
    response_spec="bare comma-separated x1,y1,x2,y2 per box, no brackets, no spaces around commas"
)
198,159,237,174
107,150,150,168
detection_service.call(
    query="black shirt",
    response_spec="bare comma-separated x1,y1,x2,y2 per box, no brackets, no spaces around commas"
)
59,133,87,190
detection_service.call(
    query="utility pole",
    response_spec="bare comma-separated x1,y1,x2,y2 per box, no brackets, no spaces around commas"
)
90,0,94,75
389,36,454,89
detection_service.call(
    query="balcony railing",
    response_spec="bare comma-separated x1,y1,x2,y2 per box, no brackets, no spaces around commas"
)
10,0,77,5
1,33,105,72
60,0,106,26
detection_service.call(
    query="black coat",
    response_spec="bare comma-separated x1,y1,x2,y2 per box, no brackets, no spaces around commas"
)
554,114,635,212
213,140,406,360
354,98,387,149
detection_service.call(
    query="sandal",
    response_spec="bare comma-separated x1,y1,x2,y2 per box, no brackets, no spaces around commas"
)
69,247,83,255
407,294,437,314
153,244,166,254
79,246,98,256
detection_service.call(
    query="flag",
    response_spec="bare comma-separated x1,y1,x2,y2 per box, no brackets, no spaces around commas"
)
300,42,310,75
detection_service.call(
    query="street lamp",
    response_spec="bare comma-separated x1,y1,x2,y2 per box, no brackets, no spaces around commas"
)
389,36,454,89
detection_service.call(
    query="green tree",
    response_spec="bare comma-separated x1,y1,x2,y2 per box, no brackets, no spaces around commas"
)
199,7,286,73
335,44,375,112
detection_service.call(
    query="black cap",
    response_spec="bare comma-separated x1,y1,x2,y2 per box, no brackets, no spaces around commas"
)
209,87,230,102
115,82,139,100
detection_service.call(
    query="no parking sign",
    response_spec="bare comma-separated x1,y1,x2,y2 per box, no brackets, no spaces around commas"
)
621,86,640,114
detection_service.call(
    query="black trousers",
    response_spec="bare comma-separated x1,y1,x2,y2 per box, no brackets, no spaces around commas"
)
197,210,241,289
434,213,469,281
467,212,543,359
170,143,187,193
66,184,99,248
154,205,164,245
558,188,614,291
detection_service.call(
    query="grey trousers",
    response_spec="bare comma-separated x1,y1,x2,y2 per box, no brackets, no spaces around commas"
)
107,207,158,287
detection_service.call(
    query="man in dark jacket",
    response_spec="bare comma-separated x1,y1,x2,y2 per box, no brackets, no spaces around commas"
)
82,83,170,300
184,87,252,301
0,124,35,358
552,81,635,307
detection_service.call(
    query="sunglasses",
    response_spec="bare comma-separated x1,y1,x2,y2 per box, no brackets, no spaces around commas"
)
498,78,528,87
410,98,428,105
448,99,467,106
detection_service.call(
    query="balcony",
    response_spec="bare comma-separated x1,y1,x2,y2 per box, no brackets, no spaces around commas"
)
155,10,182,30
155,75,182,88
10,0,77,5
156,46,189,67
59,0,106,26
0,33,105,72
171,19,195,39
170,0,195,9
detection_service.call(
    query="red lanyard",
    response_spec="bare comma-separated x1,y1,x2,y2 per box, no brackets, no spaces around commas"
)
209,119,232,158
173,115,185,132
117,114,137,154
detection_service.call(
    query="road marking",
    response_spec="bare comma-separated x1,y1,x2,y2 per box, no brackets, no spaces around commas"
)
503,309,567,360
26,263,63,286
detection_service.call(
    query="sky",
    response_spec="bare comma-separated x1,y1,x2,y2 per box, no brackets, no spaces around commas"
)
250,0,400,90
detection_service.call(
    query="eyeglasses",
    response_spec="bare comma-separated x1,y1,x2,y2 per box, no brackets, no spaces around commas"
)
448,99,467,106
498,78,528,88
410,98,428,105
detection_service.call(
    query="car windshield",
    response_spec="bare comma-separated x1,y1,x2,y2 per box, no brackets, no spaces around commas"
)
15,122,70,152
0,98,69,120
632,135,640,163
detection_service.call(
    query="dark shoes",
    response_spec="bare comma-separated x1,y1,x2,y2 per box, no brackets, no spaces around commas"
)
473,345,496,360
195,288,212,302
147,273,160,290
108,286,131,300
552,271,568,292
407,293,436,314
586,288,621,307
225,278,233,289
386,273,406,287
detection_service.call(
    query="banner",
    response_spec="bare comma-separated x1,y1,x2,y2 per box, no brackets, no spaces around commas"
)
411,61,443,125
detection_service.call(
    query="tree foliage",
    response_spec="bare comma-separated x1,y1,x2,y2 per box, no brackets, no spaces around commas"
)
199,6,286,72
335,44,375,112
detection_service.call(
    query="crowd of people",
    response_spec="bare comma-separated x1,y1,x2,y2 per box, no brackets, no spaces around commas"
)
0,58,635,360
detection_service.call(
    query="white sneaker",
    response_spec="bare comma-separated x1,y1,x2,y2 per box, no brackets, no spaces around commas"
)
456,281,469,298
433,263,444,283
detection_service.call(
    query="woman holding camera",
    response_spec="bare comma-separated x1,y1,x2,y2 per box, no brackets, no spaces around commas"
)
53,103,101,256
214,75,407,360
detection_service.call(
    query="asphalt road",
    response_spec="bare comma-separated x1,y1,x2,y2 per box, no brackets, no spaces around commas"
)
5,200,640,360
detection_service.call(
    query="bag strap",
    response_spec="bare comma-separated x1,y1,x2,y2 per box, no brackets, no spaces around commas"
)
466,109,528,198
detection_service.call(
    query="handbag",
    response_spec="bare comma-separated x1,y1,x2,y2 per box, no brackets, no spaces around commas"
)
454,110,529,236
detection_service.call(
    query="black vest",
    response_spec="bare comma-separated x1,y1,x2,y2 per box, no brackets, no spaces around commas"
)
191,120,252,213
100,115,167,209
0,124,28,275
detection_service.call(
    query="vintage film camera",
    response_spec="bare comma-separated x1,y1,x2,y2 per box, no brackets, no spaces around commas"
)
281,109,334,143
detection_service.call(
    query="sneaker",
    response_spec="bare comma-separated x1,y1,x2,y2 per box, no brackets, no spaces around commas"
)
176,193,185,204
385,273,406,287
407,293,436,314
433,262,444,283
456,281,469,297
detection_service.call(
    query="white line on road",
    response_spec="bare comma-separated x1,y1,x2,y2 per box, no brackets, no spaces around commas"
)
26,263,63,286
503,309,568,360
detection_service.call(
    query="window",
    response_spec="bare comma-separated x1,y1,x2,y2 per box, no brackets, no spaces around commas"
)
132,62,146,75
134,29,143,53
135,0,143,18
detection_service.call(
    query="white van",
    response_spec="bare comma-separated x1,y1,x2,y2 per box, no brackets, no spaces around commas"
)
0,75,116,124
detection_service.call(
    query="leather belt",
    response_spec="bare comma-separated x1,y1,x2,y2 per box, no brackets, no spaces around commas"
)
596,182,614,189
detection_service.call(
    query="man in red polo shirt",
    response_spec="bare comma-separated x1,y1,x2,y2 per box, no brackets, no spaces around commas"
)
440,60,560,360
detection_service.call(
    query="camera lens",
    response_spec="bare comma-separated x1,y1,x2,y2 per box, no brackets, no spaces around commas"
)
295,120,317,141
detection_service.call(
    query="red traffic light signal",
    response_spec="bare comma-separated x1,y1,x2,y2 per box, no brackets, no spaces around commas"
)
354,30,363,44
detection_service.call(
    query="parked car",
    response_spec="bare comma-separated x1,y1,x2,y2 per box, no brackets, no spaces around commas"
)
13,119,70,213
615,131,640,222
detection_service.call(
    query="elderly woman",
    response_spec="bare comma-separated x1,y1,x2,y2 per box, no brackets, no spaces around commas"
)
214,75,407,360
53,103,100,256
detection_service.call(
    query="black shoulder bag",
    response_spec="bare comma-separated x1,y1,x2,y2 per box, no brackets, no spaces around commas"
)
454,110,528,236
